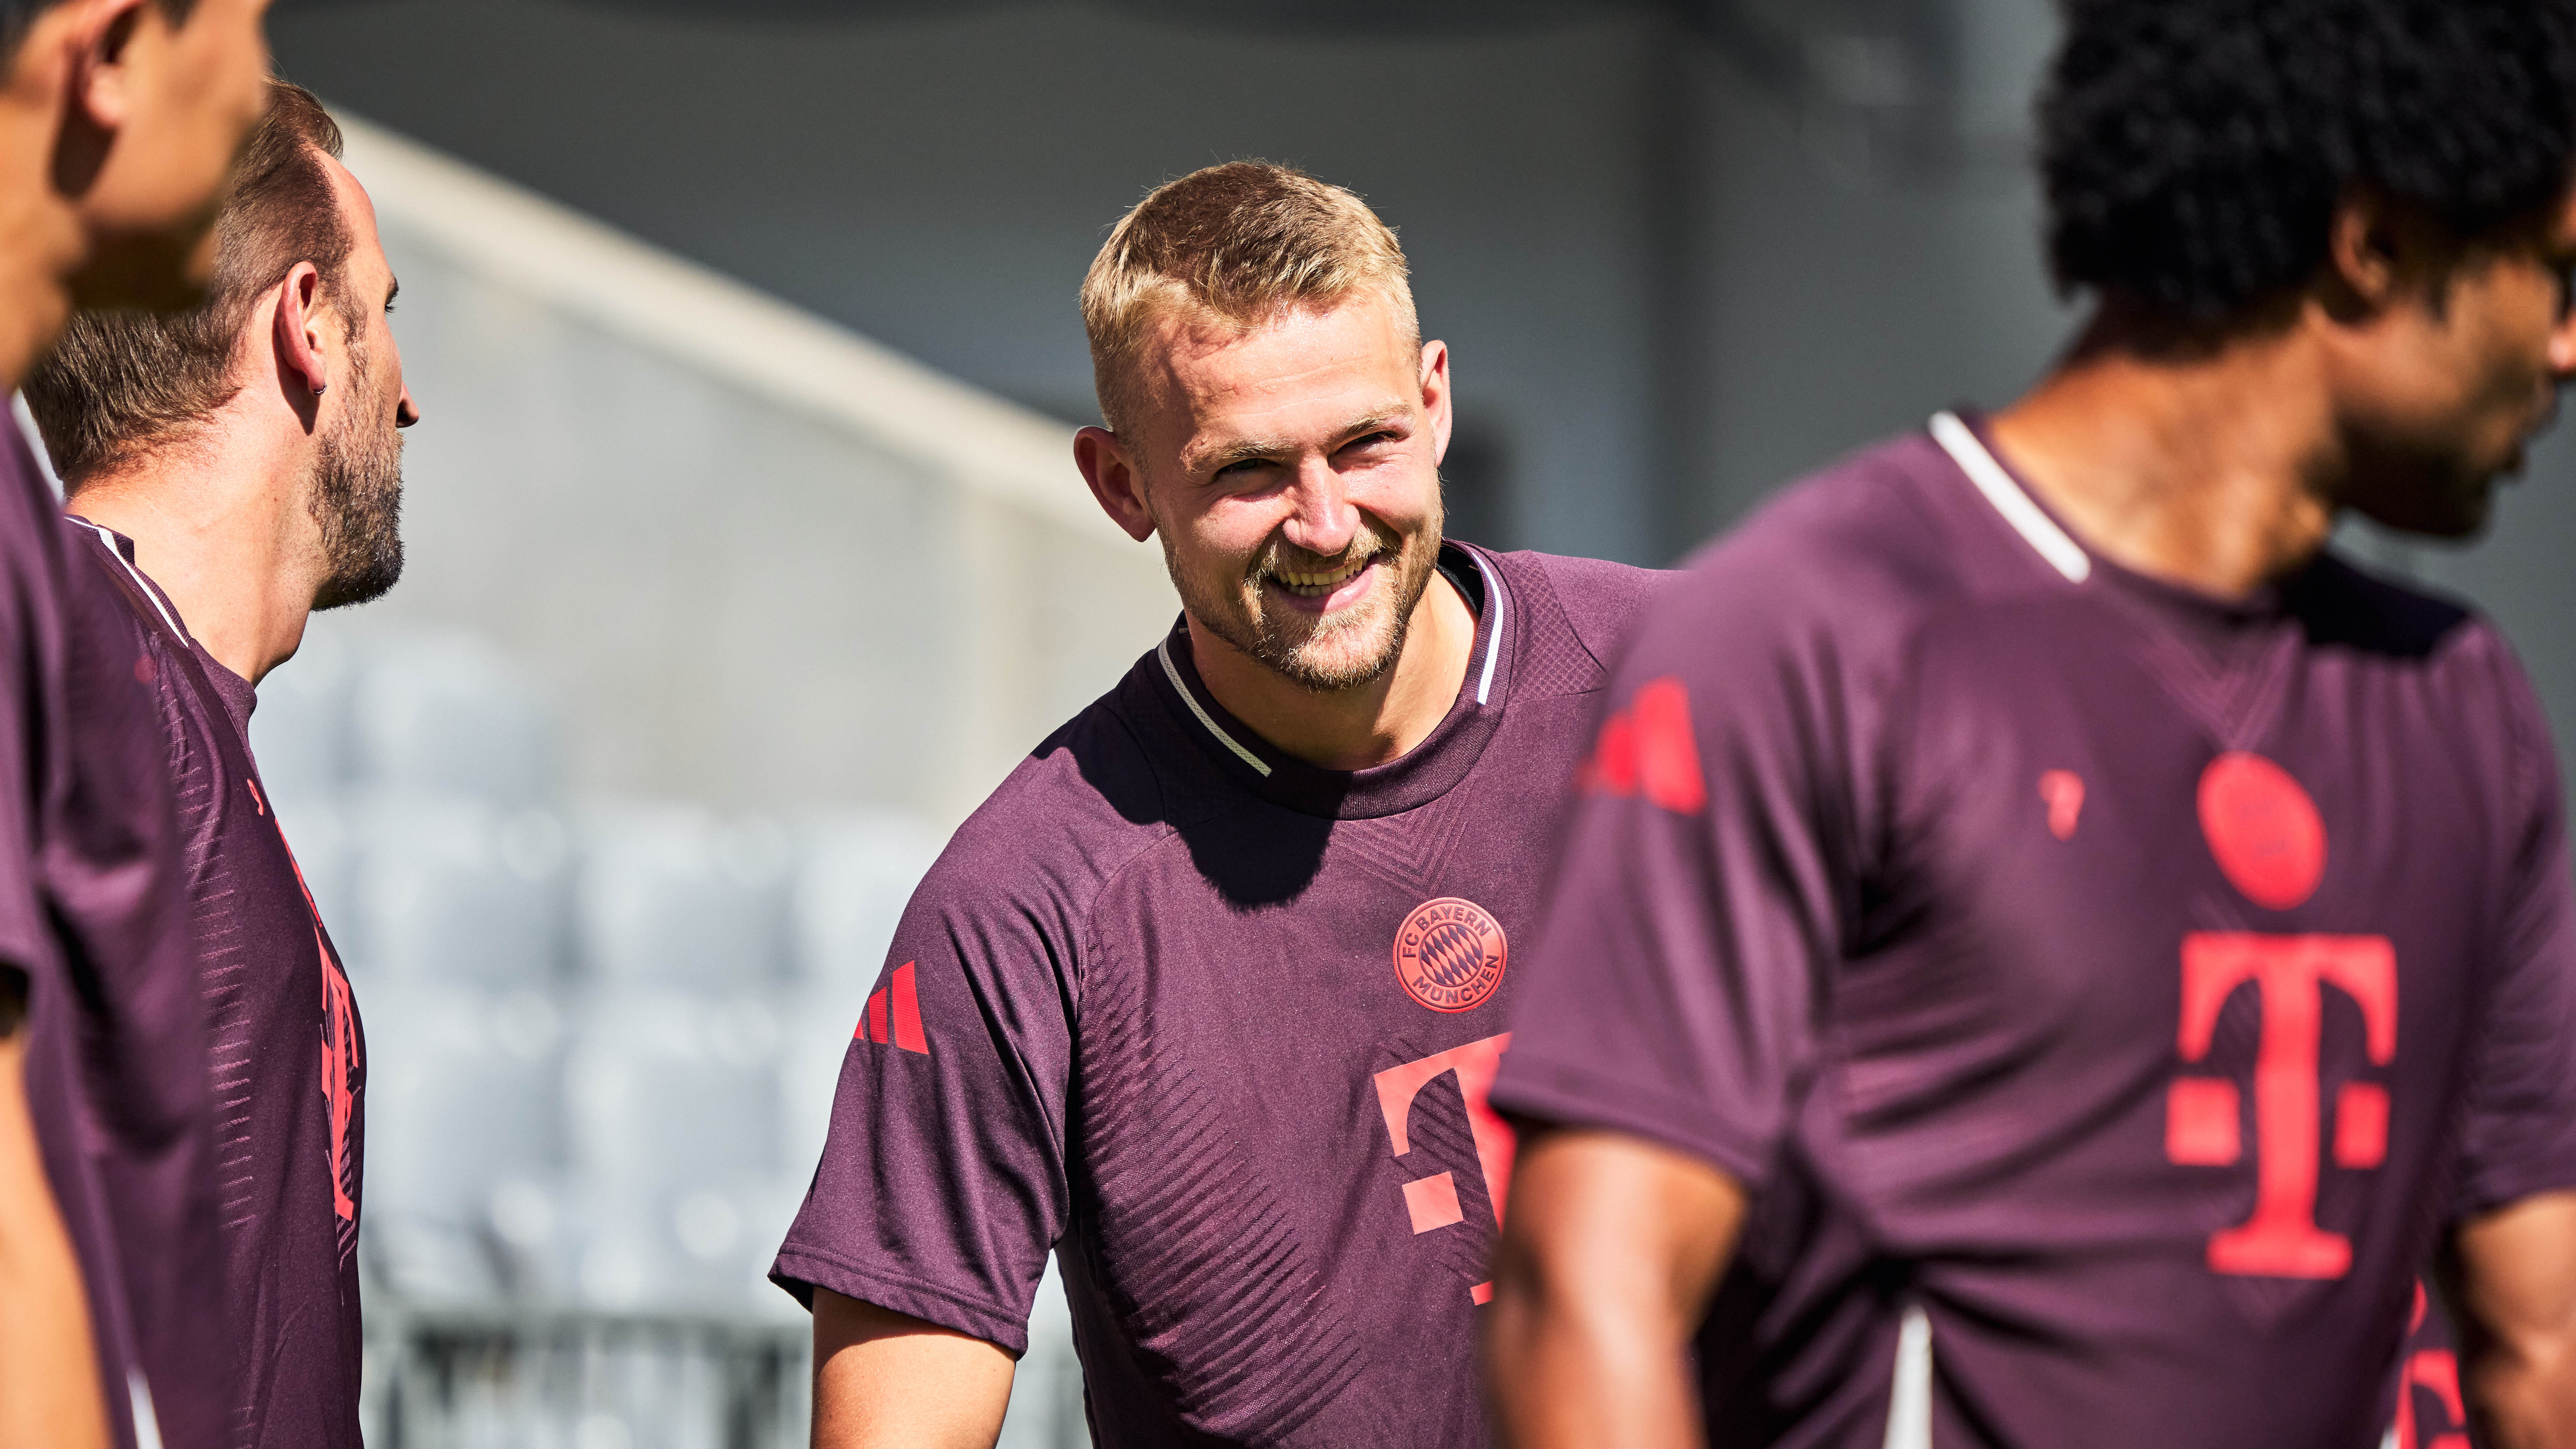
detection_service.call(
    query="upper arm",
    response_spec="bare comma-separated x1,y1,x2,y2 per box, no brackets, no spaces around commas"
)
2452,650,2576,1220
812,1286,1016,1449
1485,1127,1748,1449
2443,1191,2576,1448
771,852,1083,1356
1493,1126,1747,1321
0,1016,109,1449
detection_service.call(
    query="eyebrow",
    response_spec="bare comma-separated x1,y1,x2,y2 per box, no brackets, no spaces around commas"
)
1189,408,1409,475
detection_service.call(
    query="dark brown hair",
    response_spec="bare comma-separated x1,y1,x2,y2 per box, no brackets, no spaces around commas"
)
27,80,350,482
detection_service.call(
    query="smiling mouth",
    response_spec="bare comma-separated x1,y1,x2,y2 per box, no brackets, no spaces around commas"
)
1267,554,1374,598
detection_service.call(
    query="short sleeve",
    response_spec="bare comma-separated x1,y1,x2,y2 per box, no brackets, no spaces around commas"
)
1490,570,1865,1190
2448,644,2576,1220
769,861,1077,1356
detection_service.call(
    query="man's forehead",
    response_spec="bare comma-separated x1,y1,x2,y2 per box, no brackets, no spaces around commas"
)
318,152,383,248
317,151,395,287
1139,297,1417,444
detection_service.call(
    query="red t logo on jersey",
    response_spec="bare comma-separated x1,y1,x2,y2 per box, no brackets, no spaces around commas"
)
2393,1284,2470,1449
2168,754,2395,1280
1374,1033,1514,1304
2394,1348,2469,1449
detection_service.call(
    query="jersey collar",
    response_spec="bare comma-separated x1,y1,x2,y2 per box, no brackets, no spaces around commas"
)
1147,541,1517,820
1928,409,2313,690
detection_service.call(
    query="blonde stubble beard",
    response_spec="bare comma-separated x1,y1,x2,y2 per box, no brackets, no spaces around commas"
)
1162,495,1447,697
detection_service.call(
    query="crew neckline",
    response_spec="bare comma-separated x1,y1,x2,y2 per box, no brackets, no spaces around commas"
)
1936,409,2299,639
1146,541,1517,820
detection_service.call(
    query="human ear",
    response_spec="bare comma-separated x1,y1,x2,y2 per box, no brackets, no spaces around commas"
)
1075,426,1157,543
46,0,147,202
2326,189,2411,313
271,261,330,401
1420,340,1453,467
68,0,147,136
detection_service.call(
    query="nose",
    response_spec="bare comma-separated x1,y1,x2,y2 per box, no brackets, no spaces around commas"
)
396,384,421,429
1278,455,1358,559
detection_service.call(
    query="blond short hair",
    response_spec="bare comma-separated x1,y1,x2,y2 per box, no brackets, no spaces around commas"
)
1081,160,1417,439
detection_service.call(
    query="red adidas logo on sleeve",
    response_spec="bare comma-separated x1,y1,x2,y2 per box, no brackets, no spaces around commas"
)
858,961,930,1056
1575,676,1707,815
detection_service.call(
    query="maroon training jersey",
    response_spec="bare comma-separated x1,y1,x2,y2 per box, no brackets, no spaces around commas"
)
772,544,1657,1447
2389,1283,2472,1449
1490,416,2576,1448
71,520,368,1449
1,431,215,1449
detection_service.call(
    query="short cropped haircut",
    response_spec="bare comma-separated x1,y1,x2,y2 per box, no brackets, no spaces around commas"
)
1081,161,1416,438
28,81,348,482
2041,0,2576,321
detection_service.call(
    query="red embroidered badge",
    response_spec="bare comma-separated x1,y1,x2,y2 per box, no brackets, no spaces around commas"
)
1393,898,1508,1013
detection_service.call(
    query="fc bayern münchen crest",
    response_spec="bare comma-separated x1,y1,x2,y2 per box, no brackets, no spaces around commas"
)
1393,897,1507,1013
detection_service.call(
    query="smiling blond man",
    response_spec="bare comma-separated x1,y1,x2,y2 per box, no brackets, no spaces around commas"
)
770,162,1660,1448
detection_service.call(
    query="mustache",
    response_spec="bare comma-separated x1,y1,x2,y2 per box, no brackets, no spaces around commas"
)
1247,525,1398,583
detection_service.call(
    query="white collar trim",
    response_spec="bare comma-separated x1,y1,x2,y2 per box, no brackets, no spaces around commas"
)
73,518,189,639
1157,638,1272,778
1467,549,1505,706
1929,411,2091,584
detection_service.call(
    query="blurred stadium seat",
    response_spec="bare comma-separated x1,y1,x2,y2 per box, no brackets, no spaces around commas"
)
250,621,1086,1446
250,614,355,800
360,982,563,1301
349,630,558,807
793,812,942,984
578,806,793,988
345,789,571,988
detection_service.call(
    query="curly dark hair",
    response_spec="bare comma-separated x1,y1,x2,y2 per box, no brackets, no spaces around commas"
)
2041,0,2576,321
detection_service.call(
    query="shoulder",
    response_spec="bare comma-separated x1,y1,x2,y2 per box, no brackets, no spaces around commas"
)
1477,547,1670,678
2290,550,2528,714
1628,432,1989,685
905,665,1186,955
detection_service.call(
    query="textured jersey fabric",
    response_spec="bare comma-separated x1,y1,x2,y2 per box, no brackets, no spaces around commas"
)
2,433,213,1449
1490,418,2576,1448
773,543,1659,1448
71,521,367,1449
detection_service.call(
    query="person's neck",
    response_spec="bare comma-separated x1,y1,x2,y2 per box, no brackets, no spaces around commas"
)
1188,562,1478,772
70,428,318,687
1987,307,2345,599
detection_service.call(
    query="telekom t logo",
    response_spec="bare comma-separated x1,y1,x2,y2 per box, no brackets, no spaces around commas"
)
2167,753,2395,1280
1374,1033,1514,1304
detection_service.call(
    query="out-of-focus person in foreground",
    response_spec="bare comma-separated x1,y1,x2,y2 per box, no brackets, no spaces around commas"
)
25,78,407,1449
0,1,271,1448
771,161,1659,1448
1485,1,2576,1446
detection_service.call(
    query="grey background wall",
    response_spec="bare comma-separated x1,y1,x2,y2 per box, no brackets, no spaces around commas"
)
265,0,2576,803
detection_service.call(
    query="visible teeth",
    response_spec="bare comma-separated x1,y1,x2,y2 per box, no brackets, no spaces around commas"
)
1273,556,1370,593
